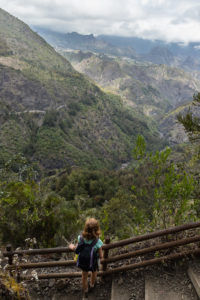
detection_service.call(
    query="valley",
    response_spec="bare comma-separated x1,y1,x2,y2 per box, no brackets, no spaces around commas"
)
0,8,161,171
60,50,199,145
0,3,200,299
0,7,199,263
33,27,200,148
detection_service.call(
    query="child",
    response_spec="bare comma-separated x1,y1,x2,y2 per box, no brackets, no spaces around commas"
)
69,218,103,299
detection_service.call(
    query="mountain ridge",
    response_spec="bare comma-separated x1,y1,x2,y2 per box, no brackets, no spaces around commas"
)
61,51,200,114
0,8,160,170
32,27,138,59
34,27,200,72
59,50,200,144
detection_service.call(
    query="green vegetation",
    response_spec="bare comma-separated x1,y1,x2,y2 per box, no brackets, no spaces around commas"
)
0,130,198,247
0,8,199,250
177,92,200,202
177,93,200,142
0,156,79,246
0,270,30,299
61,50,200,124
0,37,12,56
0,8,161,170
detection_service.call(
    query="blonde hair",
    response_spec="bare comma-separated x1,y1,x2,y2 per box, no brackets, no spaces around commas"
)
82,218,101,240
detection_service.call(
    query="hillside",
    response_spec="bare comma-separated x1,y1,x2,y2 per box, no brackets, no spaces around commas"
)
0,8,160,170
60,50,200,139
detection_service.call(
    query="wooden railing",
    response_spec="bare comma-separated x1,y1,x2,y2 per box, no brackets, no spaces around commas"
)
3,221,200,281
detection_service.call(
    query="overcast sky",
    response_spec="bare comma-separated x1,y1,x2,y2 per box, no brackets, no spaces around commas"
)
1,0,200,43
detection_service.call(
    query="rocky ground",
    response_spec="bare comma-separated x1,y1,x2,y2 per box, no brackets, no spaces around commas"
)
15,253,112,299
1,234,200,299
145,264,198,300
28,276,112,300
25,261,198,299
112,270,145,300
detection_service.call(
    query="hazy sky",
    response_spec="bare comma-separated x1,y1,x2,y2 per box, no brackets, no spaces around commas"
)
1,0,200,43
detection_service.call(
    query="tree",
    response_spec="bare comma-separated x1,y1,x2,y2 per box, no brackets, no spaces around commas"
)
100,191,145,239
132,135,196,229
0,181,40,245
177,93,200,142
152,161,195,228
132,134,146,160
177,92,200,215
0,180,79,247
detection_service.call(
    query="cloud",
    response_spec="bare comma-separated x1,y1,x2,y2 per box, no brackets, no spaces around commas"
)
1,0,200,43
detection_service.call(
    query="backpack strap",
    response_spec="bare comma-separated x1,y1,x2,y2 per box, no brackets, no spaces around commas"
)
90,238,99,269
75,235,84,254
79,235,84,244
91,237,99,247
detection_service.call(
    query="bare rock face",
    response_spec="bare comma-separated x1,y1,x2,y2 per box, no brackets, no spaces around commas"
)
143,46,175,66
159,102,200,145
159,114,189,145
62,50,200,119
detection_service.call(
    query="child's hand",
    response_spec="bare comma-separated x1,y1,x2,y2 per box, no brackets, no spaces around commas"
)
69,243,76,251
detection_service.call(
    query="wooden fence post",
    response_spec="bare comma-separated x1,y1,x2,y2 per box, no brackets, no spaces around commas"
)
17,270,21,283
17,253,23,283
102,236,110,273
6,244,13,276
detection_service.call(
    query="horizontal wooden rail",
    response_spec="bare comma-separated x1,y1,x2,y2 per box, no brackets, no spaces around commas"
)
7,260,76,270
22,271,83,280
4,222,200,282
5,247,72,256
103,222,200,250
102,248,200,275
4,222,200,258
21,248,200,280
102,234,200,264
7,235,200,270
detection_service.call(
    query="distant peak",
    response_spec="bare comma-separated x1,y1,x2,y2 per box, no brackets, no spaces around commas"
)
67,32,94,39
149,46,173,55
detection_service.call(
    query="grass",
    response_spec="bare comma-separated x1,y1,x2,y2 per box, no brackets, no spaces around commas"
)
0,270,30,299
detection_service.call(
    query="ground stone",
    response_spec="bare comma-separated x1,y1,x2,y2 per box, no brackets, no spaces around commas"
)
145,267,198,300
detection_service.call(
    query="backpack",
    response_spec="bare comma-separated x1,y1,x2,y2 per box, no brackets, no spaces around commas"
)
75,236,99,271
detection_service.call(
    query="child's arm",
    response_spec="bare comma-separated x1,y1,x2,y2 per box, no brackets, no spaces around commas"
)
98,247,103,259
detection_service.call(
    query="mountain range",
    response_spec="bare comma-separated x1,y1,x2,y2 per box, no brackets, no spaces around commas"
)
0,8,161,171
32,28,137,59
59,50,199,145
34,28,200,75
32,28,200,146
1,8,199,172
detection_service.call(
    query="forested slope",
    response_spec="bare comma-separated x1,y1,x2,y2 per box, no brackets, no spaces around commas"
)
0,8,160,170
